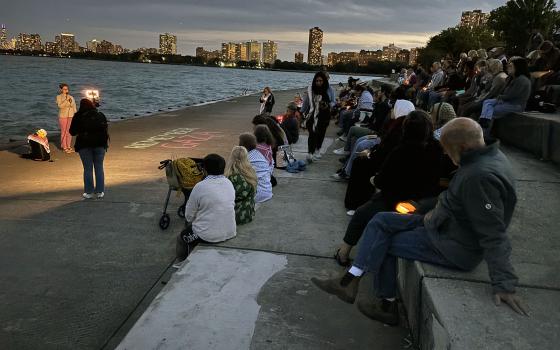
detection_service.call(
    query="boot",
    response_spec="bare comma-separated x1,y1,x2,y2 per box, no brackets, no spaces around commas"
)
311,273,360,304
357,298,399,326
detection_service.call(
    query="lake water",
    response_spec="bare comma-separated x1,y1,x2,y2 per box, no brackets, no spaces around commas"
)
0,55,376,141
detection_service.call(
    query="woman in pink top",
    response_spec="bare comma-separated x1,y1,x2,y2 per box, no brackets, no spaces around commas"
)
56,83,77,153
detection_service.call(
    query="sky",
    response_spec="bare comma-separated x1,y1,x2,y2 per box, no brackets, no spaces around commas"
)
3,0,509,60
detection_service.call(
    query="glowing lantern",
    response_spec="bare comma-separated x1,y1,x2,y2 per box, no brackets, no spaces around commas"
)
396,201,417,214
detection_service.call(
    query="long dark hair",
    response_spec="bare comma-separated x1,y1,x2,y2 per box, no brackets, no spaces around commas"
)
254,125,275,147
78,98,96,114
511,57,530,78
401,110,433,146
311,71,330,95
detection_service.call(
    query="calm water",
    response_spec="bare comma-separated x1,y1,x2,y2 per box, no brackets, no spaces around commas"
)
0,55,376,140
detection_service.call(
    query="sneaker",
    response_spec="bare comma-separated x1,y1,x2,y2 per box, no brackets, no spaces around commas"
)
314,152,322,159
82,193,94,199
312,154,321,162
96,192,105,199
333,148,350,156
357,298,399,326
346,210,355,216
338,136,347,142
306,153,314,163
332,172,348,181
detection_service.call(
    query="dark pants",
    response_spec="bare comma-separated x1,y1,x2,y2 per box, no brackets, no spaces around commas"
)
353,213,456,298
307,118,329,154
343,193,390,246
344,156,377,210
176,223,208,261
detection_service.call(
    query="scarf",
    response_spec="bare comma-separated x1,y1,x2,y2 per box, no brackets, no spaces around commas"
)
256,143,273,166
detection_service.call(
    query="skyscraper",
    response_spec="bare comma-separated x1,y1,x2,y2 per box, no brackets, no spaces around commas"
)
59,33,76,54
262,40,278,65
221,42,237,62
15,33,42,51
237,42,248,61
460,10,489,29
246,40,260,63
159,33,177,55
307,27,323,65
0,24,7,49
295,52,304,64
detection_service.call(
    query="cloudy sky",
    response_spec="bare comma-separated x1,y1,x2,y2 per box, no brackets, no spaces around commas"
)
4,0,508,60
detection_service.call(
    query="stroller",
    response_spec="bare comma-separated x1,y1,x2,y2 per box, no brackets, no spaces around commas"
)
157,157,203,230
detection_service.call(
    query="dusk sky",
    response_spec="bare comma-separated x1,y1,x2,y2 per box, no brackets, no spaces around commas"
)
4,1,509,60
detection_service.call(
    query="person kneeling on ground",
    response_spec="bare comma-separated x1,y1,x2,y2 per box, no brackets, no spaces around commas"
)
174,154,236,266
312,118,528,326
225,146,258,225
239,133,273,203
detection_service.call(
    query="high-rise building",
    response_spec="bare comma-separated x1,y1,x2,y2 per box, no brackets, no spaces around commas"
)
59,33,76,54
86,39,100,53
44,41,59,55
221,42,237,62
409,48,420,65
358,50,383,66
159,33,177,55
0,24,7,49
246,40,260,63
237,42,248,61
15,33,42,51
382,43,401,61
459,9,489,29
307,27,323,65
295,52,304,64
262,40,278,65
327,51,359,66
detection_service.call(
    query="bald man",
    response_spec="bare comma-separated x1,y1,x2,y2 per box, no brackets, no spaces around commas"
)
312,118,527,326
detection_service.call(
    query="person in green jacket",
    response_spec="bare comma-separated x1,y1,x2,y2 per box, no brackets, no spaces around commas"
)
225,146,258,225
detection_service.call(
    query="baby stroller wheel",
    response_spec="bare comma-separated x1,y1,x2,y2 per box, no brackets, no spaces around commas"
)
159,214,171,230
177,205,185,218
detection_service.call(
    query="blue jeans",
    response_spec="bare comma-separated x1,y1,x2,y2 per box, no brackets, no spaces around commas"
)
353,212,456,298
480,99,523,120
344,136,380,175
78,147,106,193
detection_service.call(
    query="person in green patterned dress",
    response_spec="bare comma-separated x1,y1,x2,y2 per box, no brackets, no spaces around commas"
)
225,146,258,225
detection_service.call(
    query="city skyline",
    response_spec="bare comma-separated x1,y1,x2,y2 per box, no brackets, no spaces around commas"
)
2,0,507,61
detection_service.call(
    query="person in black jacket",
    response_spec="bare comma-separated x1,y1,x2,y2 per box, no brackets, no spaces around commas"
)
69,98,109,199
334,110,446,266
280,102,300,145
259,87,275,115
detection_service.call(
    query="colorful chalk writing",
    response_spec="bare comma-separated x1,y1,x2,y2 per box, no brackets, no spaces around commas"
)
124,128,224,149
124,128,196,149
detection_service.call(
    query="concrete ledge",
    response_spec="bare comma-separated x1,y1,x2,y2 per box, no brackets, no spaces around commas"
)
493,112,560,164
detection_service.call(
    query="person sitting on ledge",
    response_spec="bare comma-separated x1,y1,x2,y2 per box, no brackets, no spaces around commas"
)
239,133,273,203
312,118,528,326
174,154,236,267
280,102,300,145
225,146,257,225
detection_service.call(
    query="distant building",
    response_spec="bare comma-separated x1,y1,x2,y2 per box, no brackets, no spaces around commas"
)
237,42,248,61
358,50,382,66
460,9,489,29
221,42,237,62
44,41,59,55
247,40,260,63
114,45,125,55
135,47,159,55
15,33,42,51
409,47,420,65
307,27,323,65
327,51,359,66
294,51,304,63
0,24,7,49
196,47,220,62
97,40,115,55
86,39,100,53
159,33,177,55
382,43,401,61
59,33,76,54
262,40,278,65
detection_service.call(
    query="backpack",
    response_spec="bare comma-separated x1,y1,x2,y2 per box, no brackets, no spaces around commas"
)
173,158,204,190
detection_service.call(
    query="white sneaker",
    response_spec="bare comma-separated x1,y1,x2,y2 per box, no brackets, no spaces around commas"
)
312,154,321,161
314,152,322,159
333,148,350,156
346,210,355,216
96,192,105,199
338,136,347,142
172,258,186,269
82,193,94,199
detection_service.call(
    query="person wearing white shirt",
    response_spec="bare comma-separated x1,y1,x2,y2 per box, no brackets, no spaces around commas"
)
174,154,236,266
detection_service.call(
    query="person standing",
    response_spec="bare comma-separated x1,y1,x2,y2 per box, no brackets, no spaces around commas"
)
69,99,109,199
301,71,332,162
259,87,275,115
56,83,77,153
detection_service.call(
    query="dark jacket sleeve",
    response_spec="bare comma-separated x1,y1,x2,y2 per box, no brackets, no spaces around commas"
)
69,114,81,136
462,175,518,293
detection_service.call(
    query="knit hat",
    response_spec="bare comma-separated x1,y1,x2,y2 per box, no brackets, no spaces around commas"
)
430,102,456,129
393,99,416,119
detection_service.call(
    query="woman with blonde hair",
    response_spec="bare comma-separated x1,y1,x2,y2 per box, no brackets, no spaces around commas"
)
225,146,258,224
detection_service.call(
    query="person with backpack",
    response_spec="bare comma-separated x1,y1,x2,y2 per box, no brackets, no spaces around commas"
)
69,98,109,199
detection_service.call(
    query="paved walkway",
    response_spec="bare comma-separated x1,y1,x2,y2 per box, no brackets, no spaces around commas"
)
0,88,409,349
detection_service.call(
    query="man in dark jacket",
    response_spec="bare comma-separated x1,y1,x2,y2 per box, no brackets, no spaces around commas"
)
312,118,527,325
